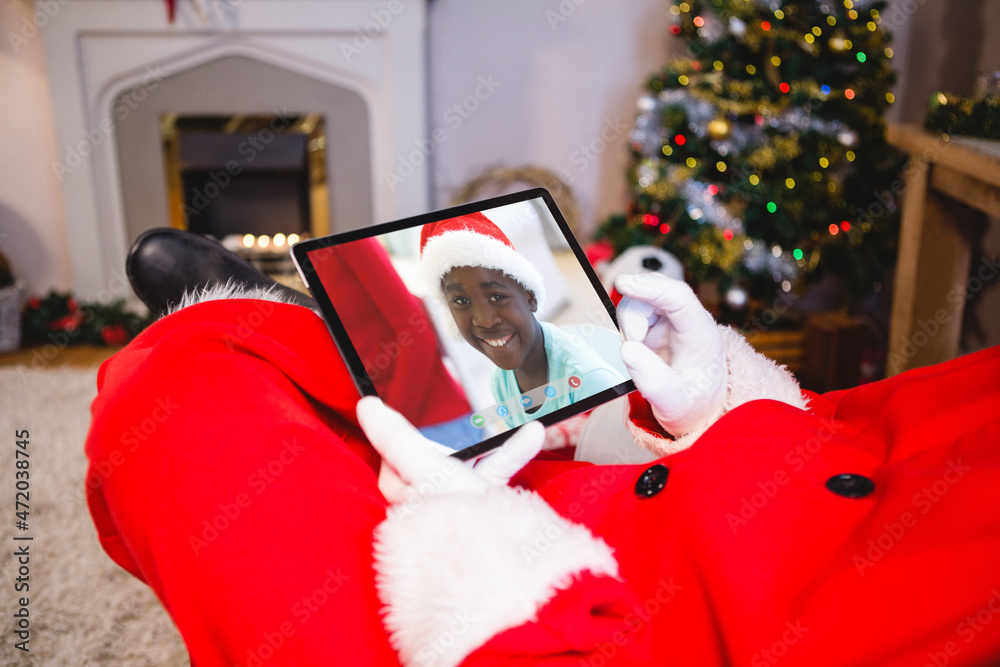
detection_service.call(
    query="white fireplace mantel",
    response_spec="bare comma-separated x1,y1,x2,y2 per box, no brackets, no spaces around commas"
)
40,0,428,301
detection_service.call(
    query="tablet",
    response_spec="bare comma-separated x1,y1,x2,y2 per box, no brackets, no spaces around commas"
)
291,188,635,460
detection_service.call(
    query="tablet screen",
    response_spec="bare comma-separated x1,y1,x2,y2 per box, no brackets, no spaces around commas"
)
292,188,634,460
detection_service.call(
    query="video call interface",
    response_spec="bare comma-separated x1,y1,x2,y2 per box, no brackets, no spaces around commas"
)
306,197,631,452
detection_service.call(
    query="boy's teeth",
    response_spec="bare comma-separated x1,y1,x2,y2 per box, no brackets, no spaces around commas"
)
485,334,512,347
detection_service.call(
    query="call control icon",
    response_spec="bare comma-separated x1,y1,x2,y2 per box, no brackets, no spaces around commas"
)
544,386,557,398
568,376,581,388
521,395,532,408
471,414,485,428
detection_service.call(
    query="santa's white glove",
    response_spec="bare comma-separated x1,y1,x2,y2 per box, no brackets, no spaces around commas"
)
615,272,727,440
356,396,545,503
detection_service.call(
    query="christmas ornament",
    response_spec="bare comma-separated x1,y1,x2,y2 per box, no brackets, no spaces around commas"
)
636,163,658,189
725,285,748,309
708,118,731,139
729,16,747,39
838,129,859,147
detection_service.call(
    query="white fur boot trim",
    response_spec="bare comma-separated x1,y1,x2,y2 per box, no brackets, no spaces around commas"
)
166,279,320,315
626,324,809,457
373,486,619,667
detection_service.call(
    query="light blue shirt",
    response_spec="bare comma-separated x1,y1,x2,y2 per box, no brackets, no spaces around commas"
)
490,321,626,427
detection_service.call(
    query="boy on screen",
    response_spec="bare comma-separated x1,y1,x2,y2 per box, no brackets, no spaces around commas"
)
419,212,625,426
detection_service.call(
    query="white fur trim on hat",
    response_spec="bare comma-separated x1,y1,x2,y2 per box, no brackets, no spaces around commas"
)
420,230,547,312
373,486,618,667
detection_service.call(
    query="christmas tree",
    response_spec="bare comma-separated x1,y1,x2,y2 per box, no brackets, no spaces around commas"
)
598,0,903,324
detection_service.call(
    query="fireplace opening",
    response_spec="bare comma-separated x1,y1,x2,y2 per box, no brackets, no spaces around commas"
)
160,113,328,277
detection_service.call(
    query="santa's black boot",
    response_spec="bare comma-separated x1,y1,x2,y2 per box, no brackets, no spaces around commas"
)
126,228,317,316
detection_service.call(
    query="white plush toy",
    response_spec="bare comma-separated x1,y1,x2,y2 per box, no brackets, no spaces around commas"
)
598,245,684,293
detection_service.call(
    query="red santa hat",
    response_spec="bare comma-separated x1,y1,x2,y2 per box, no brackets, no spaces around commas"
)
419,212,547,310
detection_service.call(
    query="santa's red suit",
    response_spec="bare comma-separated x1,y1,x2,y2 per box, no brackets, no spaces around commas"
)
85,293,1000,667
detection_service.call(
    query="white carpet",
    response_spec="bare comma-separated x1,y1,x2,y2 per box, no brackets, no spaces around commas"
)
0,366,188,666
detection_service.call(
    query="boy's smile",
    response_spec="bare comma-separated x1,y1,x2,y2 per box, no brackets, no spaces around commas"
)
481,332,514,348
443,266,548,389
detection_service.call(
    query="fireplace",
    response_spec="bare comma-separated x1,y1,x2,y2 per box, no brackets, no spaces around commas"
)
41,1,429,302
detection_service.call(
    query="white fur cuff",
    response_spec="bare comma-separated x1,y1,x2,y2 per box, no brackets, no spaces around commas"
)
373,486,619,667
719,324,809,412
626,324,809,456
